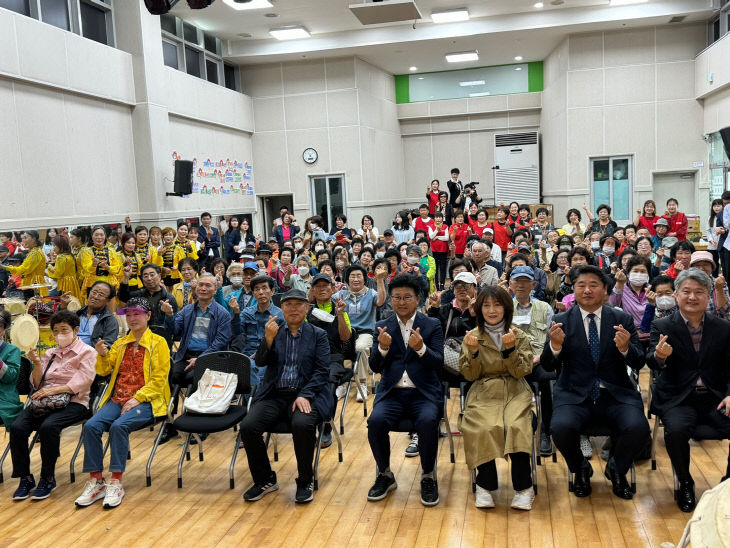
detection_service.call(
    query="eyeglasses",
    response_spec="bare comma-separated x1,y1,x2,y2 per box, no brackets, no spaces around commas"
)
89,290,110,298
391,295,416,302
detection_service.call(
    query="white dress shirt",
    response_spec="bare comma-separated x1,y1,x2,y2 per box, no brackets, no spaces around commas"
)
379,312,427,388
551,306,628,358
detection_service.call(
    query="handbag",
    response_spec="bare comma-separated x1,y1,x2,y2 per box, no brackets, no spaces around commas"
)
27,356,72,417
183,368,237,415
442,309,463,376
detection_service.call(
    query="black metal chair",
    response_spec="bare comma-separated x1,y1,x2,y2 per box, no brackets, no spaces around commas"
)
172,351,251,489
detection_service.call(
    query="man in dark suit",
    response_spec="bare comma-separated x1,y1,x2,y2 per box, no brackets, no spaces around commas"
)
646,267,730,512
446,168,464,210
541,265,649,500
239,288,333,505
366,274,444,507
197,211,220,270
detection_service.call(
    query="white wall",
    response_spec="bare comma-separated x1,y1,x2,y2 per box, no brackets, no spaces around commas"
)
696,33,730,134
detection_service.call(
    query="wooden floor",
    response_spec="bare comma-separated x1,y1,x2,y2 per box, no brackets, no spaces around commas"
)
0,369,726,548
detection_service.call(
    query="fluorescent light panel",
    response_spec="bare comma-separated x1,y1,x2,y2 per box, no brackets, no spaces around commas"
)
469,92,491,97
459,80,485,87
269,26,310,40
610,0,648,4
431,8,469,23
445,50,479,63
222,0,273,10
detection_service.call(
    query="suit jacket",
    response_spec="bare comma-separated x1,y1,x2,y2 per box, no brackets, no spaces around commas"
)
254,322,333,420
170,301,231,362
273,224,301,248
540,305,644,409
447,180,463,209
646,311,730,416
369,312,444,408
198,226,220,259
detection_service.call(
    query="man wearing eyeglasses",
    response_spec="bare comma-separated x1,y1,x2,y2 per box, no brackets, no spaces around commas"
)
59,281,118,349
366,274,445,507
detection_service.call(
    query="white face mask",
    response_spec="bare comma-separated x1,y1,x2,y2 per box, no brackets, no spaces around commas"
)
297,266,309,277
602,247,614,255
315,245,324,252
590,241,600,250
294,242,303,250
628,273,649,286
54,332,74,348
376,251,385,258
656,295,676,310
230,276,243,287
407,256,419,265
310,224,318,230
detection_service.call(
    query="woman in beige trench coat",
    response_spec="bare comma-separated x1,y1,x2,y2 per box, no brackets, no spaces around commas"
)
459,285,535,510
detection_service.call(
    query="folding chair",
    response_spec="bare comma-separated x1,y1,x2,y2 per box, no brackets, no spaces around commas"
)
339,350,370,423
0,356,32,483
172,351,251,489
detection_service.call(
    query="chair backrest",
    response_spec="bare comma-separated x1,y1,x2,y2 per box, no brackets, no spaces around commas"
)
193,351,251,397
88,374,110,413
271,293,282,308
16,356,32,396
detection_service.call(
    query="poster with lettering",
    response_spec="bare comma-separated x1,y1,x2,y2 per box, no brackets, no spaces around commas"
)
172,152,254,197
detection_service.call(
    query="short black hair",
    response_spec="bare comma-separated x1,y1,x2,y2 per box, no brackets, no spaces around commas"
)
334,214,347,224
90,280,116,300
134,225,148,235
651,274,674,292
0,310,11,329
448,258,472,279
373,257,391,274
140,263,161,276
250,275,275,291
416,237,430,249
626,255,651,274
722,190,730,201
666,198,678,206
50,309,81,330
568,246,592,263
343,264,368,285
596,204,611,215
669,240,695,260
599,234,618,247
536,207,548,216
201,212,212,219
566,208,582,222
178,257,198,272
384,249,401,262
451,168,460,175
571,264,610,288
388,273,421,295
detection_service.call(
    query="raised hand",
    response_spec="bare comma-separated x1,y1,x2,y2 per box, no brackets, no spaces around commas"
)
377,326,392,349
655,334,673,360
27,348,42,367
428,291,442,308
160,299,174,317
502,328,516,349
715,274,726,290
548,321,565,350
614,269,626,286
464,332,479,354
645,289,657,306
95,338,109,357
229,297,240,315
264,315,280,347
335,297,347,316
613,324,631,353
59,291,72,309
408,327,424,351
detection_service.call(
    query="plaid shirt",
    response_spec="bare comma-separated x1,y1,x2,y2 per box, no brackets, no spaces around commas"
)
707,283,730,320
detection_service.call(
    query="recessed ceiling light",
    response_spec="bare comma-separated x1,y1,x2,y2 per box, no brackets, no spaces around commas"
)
409,66,418,71
459,80,486,87
222,0,273,10
431,8,469,23
515,67,523,71
514,56,523,61
534,2,544,7
417,77,424,80
269,26,310,40
609,0,648,4
445,50,479,63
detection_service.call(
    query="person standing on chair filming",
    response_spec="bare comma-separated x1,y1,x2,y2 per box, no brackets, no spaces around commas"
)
239,288,333,505
541,265,649,501
366,274,444,507
647,268,730,513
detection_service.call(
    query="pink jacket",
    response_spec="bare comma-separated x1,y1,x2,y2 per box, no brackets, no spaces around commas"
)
31,338,97,408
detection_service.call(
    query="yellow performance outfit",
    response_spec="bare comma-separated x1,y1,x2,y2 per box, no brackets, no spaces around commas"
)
135,243,162,268
174,238,198,261
118,250,143,289
160,244,186,283
78,245,123,296
6,247,48,295
46,253,81,300
171,279,196,309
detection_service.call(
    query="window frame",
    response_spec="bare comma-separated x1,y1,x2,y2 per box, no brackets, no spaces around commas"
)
589,156,634,226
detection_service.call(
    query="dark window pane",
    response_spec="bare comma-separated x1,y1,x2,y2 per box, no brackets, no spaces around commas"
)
185,46,201,77
204,33,218,54
224,64,236,90
80,1,108,45
712,18,720,42
183,22,198,44
160,14,177,35
206,59,218,84
0,0,30,16
162,40,178,69
40,0,70,30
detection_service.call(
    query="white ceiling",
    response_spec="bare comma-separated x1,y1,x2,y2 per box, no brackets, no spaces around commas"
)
169,0,713,74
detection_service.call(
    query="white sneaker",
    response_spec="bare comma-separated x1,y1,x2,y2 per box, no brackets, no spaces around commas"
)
475,485,495,508
580,436,593,459
102,479,125,509
356,383,368,402
75,479,107,507
511,488,535,511
335,384,347,400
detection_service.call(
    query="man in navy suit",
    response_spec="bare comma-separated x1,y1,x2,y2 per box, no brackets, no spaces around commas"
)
197,211,220,270
366,274,444,507
541,265,649,500
239,289,333,505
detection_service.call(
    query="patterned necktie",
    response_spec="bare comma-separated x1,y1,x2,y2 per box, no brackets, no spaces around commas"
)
588,313,601,402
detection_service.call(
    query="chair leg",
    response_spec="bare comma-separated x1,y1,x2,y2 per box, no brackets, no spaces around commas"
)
673,466,679,500
471,469,476,493
630,462,636,493
178,434,192,489
0,443,10,483
194,434,204,461
70,428,85,483
103,436,110,457
442,397,455,464
229,432,241,490
28,431,39,452
274,434,279,462
340,379,352,435
146,420,167,487
330,419,343,463
313,424,324,491
650,415,661,471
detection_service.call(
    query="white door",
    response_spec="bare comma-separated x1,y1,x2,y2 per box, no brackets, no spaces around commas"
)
652,172,697,216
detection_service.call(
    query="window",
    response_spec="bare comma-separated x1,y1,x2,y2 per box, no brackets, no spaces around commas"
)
311,175,346,229
590,156,632,225
709,133,730,200
708,4,730,45
0,0,114,46
160,15,242,92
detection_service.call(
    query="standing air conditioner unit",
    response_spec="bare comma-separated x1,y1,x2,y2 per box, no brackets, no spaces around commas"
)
493,132,540,204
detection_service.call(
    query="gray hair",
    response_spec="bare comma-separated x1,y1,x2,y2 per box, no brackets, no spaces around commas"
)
406,244,422,257
198,272,217,285
226,262,244,278
675,267,712,294
295,253,313,267
471,240,487,252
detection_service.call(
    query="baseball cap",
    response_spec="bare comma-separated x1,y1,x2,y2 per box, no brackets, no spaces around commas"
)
518,243,532,251
116,296,151,315
662,236,678,249
257,244,272,254
280,288,309,303
312,273,333,285
452,272,477,285
484,227,494,234
690,250,715,267
510,266,535,280
243,261,259,272
383,229,394,237
268,236,278,243
653,218,669,227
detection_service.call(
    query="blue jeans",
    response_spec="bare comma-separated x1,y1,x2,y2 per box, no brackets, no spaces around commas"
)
82,401,154,473
250,358,265,387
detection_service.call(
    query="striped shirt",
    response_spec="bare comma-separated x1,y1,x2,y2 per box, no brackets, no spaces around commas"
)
277,328,302,390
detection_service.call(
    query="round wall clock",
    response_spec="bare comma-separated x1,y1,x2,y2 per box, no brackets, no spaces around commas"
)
303,148,318,164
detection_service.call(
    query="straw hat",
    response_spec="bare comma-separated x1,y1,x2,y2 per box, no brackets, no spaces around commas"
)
10,314,40,353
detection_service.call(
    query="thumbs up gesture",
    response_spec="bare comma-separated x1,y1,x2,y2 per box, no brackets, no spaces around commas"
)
408,327,424,352
502,328,516,349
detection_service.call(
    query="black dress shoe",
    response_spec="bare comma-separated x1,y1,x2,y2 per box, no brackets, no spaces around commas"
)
604,463,633,500
676,481,696,513
159,425,178,445
573,460,593,498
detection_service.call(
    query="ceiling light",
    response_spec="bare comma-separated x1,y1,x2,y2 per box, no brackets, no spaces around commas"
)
515,67,523,71
222,0,272,10
534,2,544,7
269,26,310,40
445,50,479,63
417,77,424,80
459,80,486,87
609,0,648,4
431,8,469,23
409,66,418,71
514,56,523,61
469,92,491,97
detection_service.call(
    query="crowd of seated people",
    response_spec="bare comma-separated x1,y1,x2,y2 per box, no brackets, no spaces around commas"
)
1,179,730,516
